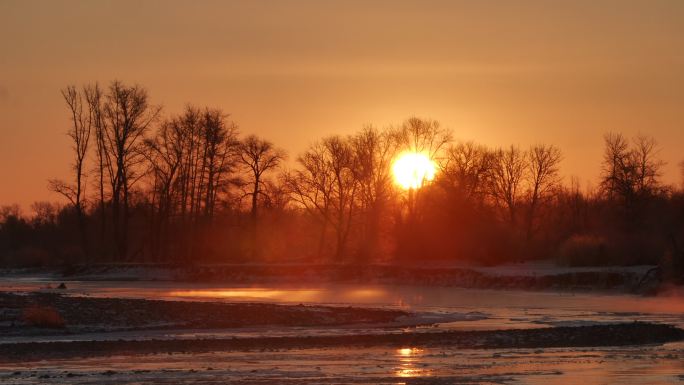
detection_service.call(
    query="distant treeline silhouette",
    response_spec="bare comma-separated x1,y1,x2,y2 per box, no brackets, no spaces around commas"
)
1,81,683,278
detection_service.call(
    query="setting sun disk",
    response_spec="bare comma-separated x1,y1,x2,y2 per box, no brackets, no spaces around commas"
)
392,152,436,190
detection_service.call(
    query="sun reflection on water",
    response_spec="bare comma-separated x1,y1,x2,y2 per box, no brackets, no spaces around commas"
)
166,287,391,303
166,289,323,302
395,347,431,378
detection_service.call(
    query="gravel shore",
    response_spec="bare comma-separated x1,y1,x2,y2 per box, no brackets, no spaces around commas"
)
0,292,407,336
1,323,682,362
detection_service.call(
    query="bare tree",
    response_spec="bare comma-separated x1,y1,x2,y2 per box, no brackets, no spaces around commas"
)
525,144,563,240
49,85,94,258
238,135,286,221
173,107,238,224
490,145,528,225
30,202,59,226
325,136,359,260
0,205,21,223
600,133,665,209
199,108,239,220
286,143,335,259
396,117,452,159
259,177,292,212
631,134,665,197
83,84,107,253
440,141,494,204
142,118,185,259
101,81,161,258
287,136,359,261
237,135,285,259
175,106,202,224
143,106,238,261
350,126,399,260
394,117,452,220
601,132,630,202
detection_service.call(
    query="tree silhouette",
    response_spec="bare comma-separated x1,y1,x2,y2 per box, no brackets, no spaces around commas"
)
48,85,93,260
101,81,161,258
490,145,528,226
350,126,399,260
239,135,286,221
4,80,684,273
526,144,562,241
238,135,286,258
600,133,665,216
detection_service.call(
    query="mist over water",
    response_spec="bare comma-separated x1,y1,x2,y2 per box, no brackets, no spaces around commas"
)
3,277,684,330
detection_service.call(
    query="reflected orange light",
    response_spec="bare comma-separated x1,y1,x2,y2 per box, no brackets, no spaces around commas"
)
167,289,322,302
343,288,386,299
399,348,414,356
395,347,430,378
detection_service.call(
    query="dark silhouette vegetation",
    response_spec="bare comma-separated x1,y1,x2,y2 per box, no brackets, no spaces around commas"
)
1,81,684,282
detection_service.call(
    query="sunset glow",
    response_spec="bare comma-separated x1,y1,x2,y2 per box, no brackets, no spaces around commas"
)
392,152,437,190
2,3,684,383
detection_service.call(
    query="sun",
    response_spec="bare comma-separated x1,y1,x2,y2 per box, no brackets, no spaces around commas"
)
392,152,437,190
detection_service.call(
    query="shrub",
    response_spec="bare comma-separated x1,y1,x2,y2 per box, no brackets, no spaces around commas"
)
21,306,65,328
556,234,606,266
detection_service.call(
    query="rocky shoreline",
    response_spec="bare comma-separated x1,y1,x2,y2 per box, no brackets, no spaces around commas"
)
0,292,408,336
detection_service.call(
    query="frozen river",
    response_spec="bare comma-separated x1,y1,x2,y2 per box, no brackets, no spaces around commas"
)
1,277,683,384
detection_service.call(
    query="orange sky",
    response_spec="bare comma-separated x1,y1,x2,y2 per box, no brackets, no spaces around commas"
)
1,0,683,210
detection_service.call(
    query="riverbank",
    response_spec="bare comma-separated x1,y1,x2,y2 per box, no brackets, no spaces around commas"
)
0,292,408,337
3,261,658,292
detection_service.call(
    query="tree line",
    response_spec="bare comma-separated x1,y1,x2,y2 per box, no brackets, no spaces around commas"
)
1,80,684,273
